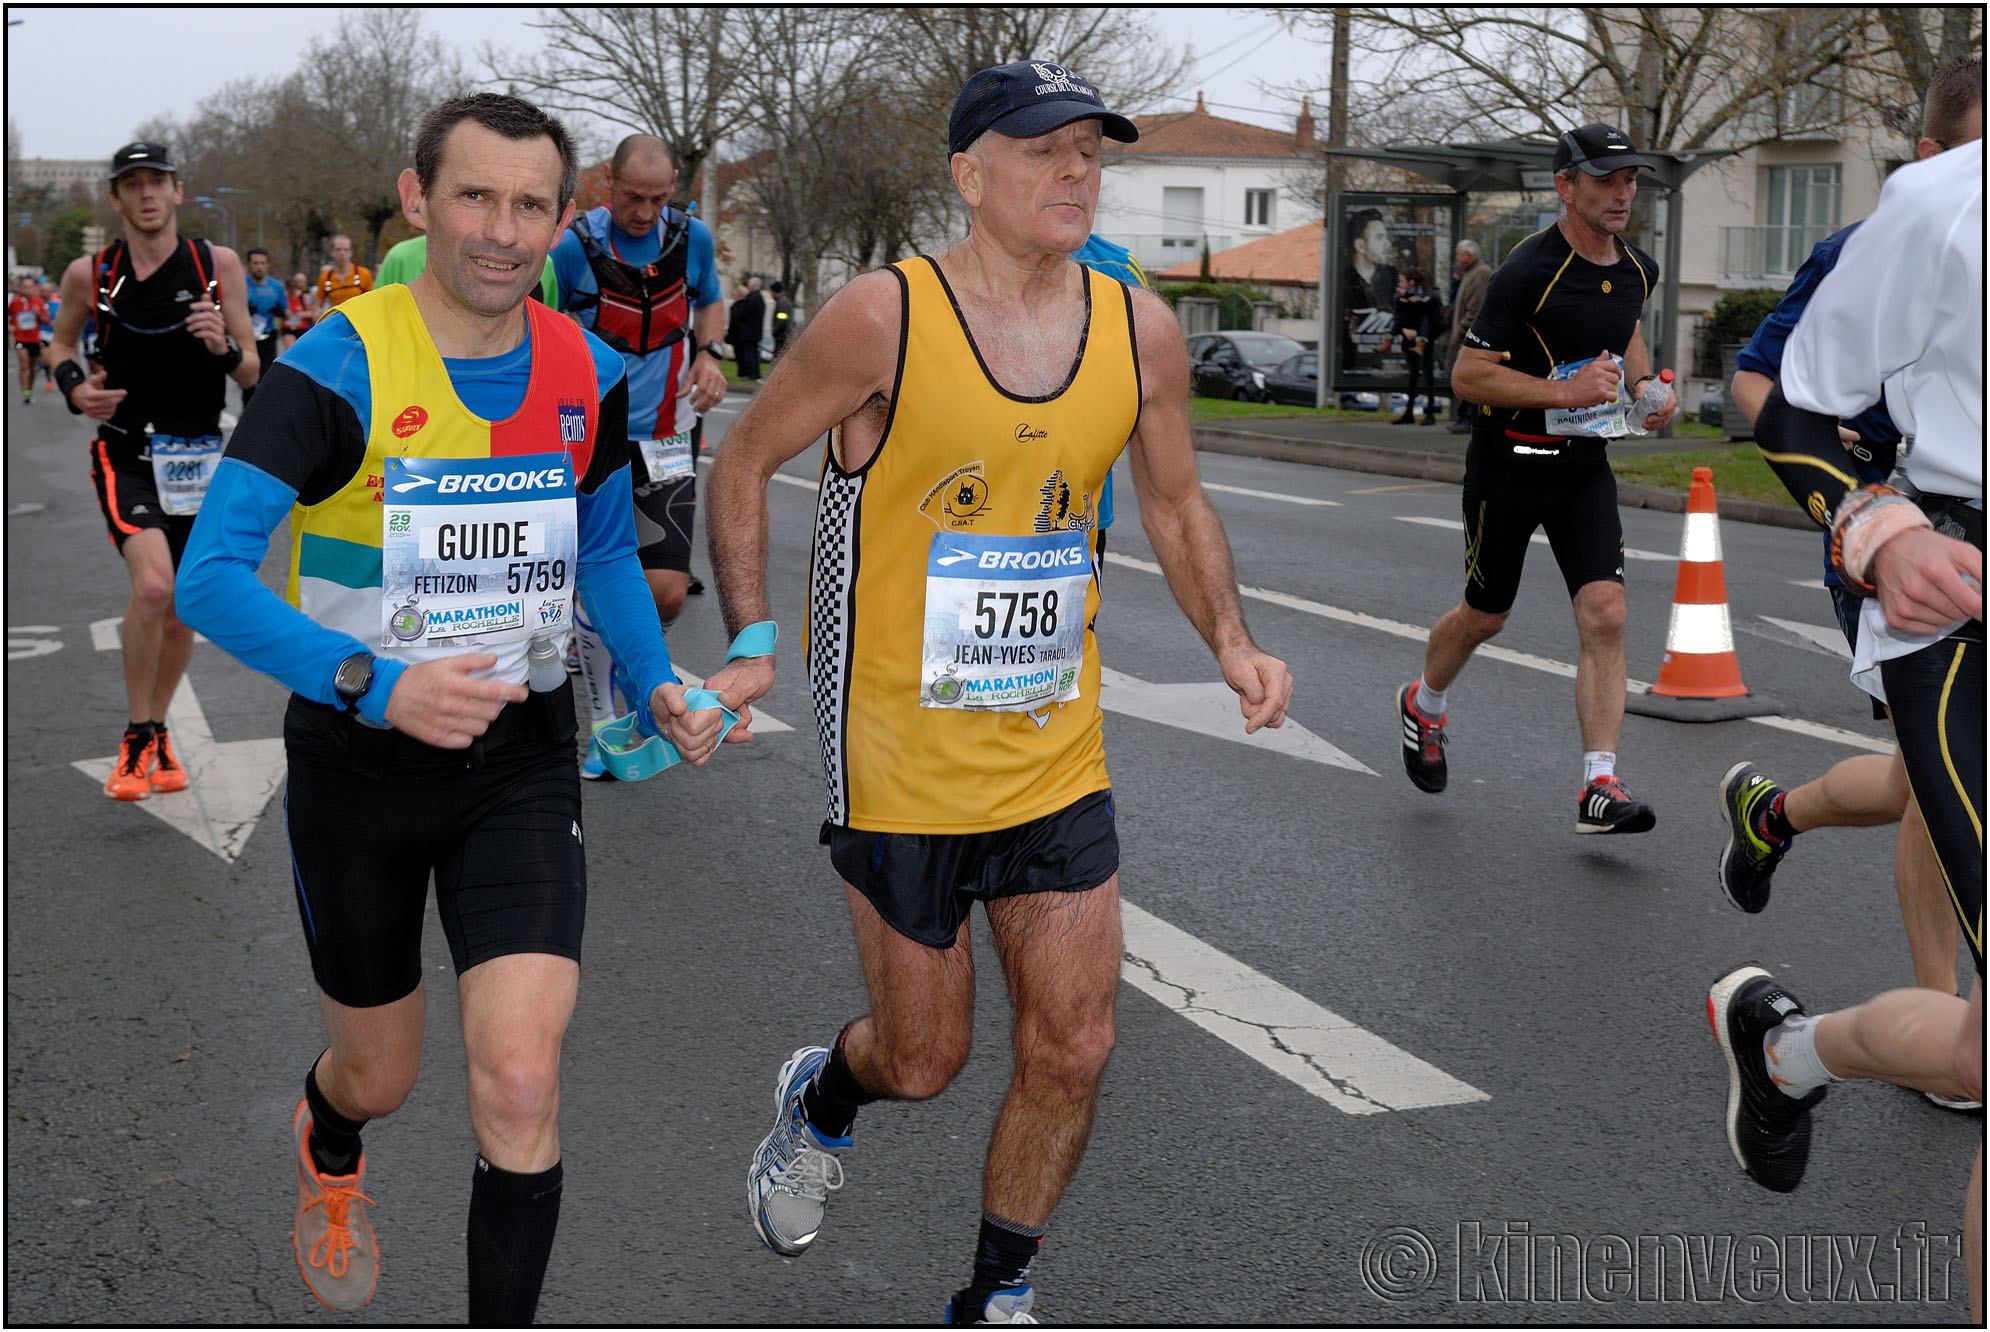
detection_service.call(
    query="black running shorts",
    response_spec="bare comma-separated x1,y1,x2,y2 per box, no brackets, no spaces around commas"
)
89,436,196,562
283,690,587,1008
823,789,1120,949
1460,444,1624,614
634,474,697,573
634,418,701,574
1880,625,1985,976
15,340,42,362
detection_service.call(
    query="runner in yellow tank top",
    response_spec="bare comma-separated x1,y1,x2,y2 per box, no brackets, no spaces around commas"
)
705,59,1294,1323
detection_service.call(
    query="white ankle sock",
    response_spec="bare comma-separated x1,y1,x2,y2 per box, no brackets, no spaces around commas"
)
1583,751,1616,785
1765,1014,1842,1099
1414,680,1447,716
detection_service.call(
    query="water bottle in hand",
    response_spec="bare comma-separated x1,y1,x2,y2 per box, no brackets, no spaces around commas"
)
1623,369,1675,436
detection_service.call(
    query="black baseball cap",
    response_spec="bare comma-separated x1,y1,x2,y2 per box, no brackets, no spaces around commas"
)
947,60,1139,158
1552,123,1652,176
110,141,176,181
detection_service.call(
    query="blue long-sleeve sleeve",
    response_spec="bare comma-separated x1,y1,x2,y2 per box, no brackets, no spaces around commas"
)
573,461,674,709
176,456,407,724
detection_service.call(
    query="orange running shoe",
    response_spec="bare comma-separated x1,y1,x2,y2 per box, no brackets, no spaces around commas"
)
103,729,155,801
291,1098,380,1311
149,727,188,792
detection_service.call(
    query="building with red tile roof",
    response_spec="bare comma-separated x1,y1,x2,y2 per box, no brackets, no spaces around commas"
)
1095,95,1323,274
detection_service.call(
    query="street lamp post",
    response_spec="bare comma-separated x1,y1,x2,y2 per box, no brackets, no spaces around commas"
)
215,186,263,248
194,196,236,251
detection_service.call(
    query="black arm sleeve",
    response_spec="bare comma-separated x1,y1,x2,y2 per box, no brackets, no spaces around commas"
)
579,375,632,495
1754,381,1866,531
223,362,367,505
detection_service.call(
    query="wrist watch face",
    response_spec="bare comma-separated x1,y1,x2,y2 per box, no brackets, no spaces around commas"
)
335,653,373,703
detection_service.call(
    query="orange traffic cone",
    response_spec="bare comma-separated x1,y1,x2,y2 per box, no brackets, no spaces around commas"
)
1625,467,1780,721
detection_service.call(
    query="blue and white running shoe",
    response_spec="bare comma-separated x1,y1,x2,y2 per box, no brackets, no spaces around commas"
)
747,1046,848,1256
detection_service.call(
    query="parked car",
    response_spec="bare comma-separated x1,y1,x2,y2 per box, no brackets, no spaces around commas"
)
1184,331,1308,402
1260,350,1383,411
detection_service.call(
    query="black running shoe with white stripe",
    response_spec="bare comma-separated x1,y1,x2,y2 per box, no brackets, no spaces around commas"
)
1576,776,1656,833
1707,964,1826,1193
1396,682,1447,793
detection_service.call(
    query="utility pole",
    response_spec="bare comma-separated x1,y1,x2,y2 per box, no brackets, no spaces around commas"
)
1315,7,1350,410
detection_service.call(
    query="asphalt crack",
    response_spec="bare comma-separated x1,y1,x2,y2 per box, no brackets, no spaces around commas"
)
1122,950,1384,1110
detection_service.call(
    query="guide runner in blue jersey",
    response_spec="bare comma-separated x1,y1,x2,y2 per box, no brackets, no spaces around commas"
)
552,134,724,766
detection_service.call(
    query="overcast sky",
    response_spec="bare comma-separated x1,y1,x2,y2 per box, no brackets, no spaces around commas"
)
5,6,1331,164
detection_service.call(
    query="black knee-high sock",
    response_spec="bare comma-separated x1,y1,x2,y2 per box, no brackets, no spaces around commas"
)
800,1022,877,1140
304,1058,367,1177
467,1155,564,1326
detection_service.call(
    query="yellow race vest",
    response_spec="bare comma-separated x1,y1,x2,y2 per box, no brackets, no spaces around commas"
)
806,257,1140,833
287,284,600,684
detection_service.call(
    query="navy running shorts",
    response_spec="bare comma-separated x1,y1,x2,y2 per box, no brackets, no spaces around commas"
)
822,789,1120,949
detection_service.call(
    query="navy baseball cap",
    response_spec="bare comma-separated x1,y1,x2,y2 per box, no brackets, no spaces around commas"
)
947,61,1139,158
1552,123,1651,176
110,141,176,181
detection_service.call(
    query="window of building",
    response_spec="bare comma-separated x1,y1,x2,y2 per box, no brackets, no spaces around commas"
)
1764,165,1840,275
1245,189,1275,229
1161,186,1205,256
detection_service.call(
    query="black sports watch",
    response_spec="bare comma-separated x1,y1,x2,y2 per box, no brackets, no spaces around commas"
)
699,340,727,361
333,652,376,714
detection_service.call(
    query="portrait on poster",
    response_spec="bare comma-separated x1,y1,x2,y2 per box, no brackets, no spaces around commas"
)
1332,194,1464,392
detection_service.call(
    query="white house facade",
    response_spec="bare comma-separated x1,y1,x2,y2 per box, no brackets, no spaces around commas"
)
1094,96,1323,271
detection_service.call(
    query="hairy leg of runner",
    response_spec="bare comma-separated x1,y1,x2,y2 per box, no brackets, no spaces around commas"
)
152,612,195,723
315,985,426,1122
1570,580,1628,752
1810,987,1972,1096
645,569,689,631
839,885,977,1102
118,529,181,724
1782,751,1908,830
1420,601,1508,693
1897,799,1963,995
458,954,579,1170
979,875,1121,1226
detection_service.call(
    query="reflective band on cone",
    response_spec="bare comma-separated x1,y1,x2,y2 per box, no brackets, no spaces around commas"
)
1649,467,1751,700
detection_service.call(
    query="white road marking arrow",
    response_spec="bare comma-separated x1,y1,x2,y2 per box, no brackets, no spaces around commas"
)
1098,667,1374,773
72,676,286,863
1759,615,1852,660
670,665,793,733
92,616,209,653
1121,901,1488,1113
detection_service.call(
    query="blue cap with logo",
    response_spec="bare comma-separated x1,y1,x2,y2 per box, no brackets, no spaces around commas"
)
948,61,1140,158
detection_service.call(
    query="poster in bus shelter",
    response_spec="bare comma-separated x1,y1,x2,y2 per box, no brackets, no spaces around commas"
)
1330,192,1466,394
